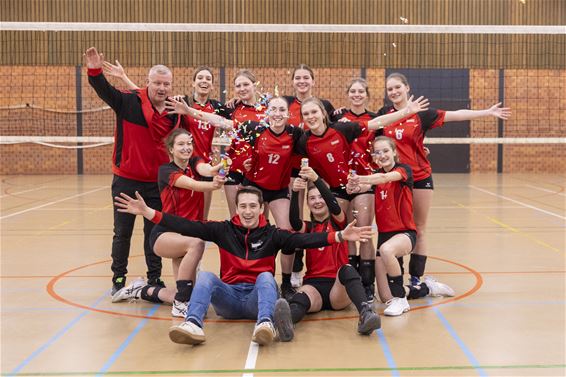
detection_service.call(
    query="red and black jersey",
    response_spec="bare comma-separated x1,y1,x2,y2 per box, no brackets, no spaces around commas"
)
240,122,303,190
303,217,348,280
88,68,180,182
332,109,379,175
283,96,335,128
374,164,416,233
296,122,366,188
181,98,230,162
284,96,335,171
151,212,340,285
158,159,205,221
226,103,267,176
377,106,446,181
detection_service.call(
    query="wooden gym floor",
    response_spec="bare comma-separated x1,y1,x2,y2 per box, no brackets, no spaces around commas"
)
1,174,564,377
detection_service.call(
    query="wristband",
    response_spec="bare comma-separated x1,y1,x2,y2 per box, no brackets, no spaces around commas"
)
337,231,344,242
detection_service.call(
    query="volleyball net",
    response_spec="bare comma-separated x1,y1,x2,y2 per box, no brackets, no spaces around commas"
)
0,22,565,173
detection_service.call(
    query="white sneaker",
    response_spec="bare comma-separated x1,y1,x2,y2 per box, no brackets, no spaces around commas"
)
384,297,410,316
424,276,455,297
291,272,303,288
171,300,188,318
252,321,276,345
169,321,205,345
111,277,145,303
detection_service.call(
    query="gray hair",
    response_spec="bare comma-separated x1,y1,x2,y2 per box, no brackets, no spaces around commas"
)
148,65,172,78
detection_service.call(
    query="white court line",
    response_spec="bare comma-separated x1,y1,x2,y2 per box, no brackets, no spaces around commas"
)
524,184,566,197
0,186,109,220
242,341,259,377
0,186,46,199
469,185,565,221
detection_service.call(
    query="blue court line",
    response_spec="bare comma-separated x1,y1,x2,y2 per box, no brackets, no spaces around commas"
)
8,291,110,376
96,304,160,376
431,301,488,377
376,328,400,377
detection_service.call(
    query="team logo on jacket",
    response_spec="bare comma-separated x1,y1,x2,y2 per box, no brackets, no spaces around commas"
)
251,241,264,249
331,139,340,145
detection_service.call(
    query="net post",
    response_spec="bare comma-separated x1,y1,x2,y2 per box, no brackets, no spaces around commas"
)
497,69,505,173
360,66,366,79
75,64,83,175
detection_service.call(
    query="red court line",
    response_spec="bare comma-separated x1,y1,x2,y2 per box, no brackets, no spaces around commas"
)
43,255,486,322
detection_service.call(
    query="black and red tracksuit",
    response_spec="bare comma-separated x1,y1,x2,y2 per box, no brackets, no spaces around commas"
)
88,68,180,282
150,212,340,284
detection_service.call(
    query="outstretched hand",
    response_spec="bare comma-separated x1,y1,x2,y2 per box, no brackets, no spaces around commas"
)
114,191,153,218
488,102,511,120
103,60,126,78
341,219,374,242
164,96,191,115
84,47,104,69
405,95,430,115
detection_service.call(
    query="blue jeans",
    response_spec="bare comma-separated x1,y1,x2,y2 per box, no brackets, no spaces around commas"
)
187,271,278,328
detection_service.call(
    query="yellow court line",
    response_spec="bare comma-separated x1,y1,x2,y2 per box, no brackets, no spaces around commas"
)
453,202,563,253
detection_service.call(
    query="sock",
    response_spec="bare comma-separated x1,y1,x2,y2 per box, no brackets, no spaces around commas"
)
387,274,406,298
359,259,376,288
174,280,194,302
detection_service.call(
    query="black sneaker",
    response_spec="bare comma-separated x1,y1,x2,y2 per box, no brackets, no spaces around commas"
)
147,278,166,288
357,301,381,335
280,283,296,301
111,276,126,296
363,284,375,303
274,298,294,342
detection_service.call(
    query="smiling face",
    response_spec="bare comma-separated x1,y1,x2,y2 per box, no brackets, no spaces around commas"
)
235,192,264,229
348,81,368,108
301,101,326,134
266,97,289,129
193,69,214,98
234,75,256,102
293,68,314,97
372,138,398,171
169,132,193,163
386,76,410,107
306,186,329,221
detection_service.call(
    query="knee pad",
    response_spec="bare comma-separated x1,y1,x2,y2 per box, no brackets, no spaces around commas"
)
387,275,405,298
338,264,361,285
289,292,311,324
359,260,375,286
409,254,427,278
141,285,163,303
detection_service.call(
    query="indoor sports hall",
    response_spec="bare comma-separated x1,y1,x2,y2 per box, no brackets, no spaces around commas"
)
1,1,565,376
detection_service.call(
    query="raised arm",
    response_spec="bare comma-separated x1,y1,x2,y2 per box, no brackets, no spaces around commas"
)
102,60,140,90
173,173,226,192
114,191,221,241
444,102,511,122
367,95,429,130
165,97,234,130
84,47,124,111
299,166,345,223
289,178,307,232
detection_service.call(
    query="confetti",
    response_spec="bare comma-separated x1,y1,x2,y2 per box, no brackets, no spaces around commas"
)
399,16,409,23
519,0,526,3
383,53,387,56
392,42,397,48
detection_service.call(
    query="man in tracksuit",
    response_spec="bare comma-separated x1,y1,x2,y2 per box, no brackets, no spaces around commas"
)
85,47,180,296
114,186,373,346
